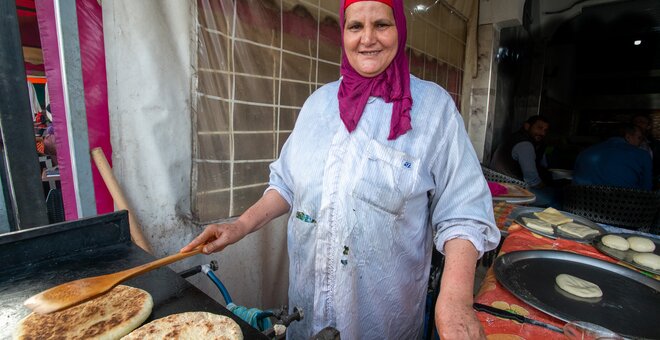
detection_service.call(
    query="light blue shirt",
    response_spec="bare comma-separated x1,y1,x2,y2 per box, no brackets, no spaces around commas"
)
512,141,547,186
267,76,500,339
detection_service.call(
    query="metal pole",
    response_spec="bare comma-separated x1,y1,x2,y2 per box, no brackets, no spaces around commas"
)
0,1,49,229
54,0,97,217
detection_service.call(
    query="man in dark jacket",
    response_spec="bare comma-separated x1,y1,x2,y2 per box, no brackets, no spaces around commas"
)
490,116,556,206
573,124,652,190
490,116,550,186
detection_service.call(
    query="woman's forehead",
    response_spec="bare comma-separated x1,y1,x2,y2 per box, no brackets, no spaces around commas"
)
344,0,393,11
344,1,394,20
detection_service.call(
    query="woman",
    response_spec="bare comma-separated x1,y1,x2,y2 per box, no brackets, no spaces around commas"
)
182,0,499,338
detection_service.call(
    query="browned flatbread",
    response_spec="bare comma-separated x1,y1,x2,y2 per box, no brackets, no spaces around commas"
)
14,285,152,340
121,312,243,340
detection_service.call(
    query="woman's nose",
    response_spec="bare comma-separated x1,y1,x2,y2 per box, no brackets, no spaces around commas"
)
361,27,375,45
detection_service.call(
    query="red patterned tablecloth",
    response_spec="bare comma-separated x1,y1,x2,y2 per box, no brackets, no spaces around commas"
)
493,201,518,232
475,223,659,339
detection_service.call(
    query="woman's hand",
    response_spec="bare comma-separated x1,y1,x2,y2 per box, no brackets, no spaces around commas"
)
180,189,290,254
180,221,249,254
435,238,486,340
435,297,485,340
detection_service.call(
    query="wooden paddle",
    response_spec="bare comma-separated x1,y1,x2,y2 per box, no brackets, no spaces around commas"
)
24,247,203,314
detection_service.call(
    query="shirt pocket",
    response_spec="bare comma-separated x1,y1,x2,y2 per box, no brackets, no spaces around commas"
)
351,139,418,215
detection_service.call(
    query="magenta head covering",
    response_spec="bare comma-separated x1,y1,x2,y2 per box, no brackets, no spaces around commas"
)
338,0,412,140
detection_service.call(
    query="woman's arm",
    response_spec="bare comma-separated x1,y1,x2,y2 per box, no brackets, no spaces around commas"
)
180,189,290,254
434,238,486,340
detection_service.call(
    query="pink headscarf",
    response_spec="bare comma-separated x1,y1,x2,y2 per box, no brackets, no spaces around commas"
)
338,0,412,140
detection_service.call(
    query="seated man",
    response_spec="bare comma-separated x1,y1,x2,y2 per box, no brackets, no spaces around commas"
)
490,116,556,206
631,113,660,188
631,113,654,159
573,124,652,191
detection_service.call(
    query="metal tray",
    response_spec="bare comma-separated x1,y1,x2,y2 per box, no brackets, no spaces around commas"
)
511,207,604,243
593,233,660,276
494,250,660,339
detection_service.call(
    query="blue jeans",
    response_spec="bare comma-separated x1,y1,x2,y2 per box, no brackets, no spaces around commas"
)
529,186,561,209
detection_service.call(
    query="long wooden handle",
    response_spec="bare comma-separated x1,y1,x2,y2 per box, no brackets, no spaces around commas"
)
118,247,203,282
91,147,153,254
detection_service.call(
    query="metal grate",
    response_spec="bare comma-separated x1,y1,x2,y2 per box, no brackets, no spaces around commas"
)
562,185,660,231
481,165,528,188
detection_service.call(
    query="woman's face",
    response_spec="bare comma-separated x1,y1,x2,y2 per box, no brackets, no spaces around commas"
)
343,1,398,78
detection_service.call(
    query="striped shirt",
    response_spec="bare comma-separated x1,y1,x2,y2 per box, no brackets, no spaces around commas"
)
268,75,500,339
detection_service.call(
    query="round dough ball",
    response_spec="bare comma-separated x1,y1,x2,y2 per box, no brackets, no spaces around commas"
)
555,274,603,298
633,253,660,270
601,235,629,251
627,236,655,253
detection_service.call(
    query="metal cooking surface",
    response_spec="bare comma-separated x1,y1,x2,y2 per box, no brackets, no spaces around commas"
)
593,233,660,275
0,211,267,340
494,250,660,339
511,207,604,243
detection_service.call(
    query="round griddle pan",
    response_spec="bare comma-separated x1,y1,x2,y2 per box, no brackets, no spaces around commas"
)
494,250,660,339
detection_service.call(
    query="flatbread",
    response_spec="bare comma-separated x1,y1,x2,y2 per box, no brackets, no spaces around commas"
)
521,217,554,234
533,207,573,225
627,236,655,253
633,253,660,270
14,285,152,340
557,222,599,238
555,274,603,298
602,235,629,251
121,312,243,340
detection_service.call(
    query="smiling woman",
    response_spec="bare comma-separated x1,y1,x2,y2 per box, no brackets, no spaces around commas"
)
338,0,411,141
184,0,499,339
342,1,398,78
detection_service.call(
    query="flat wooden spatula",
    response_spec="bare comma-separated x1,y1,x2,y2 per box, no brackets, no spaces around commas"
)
24,247,203,314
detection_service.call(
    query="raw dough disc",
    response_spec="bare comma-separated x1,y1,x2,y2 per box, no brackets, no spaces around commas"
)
601,235,629,251
627,236,655,253
555,274,603,298
632,253,660,270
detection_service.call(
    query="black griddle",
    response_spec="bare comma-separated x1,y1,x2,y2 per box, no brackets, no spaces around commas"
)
0,211,268,339
494,250,660,339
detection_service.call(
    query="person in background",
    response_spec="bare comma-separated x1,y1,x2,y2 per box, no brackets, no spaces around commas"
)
33,109,49,137
43,125,57,166
631,113,654,159
182,0,500,338
490,116,557,207
573,123,652,190
631,113,660,188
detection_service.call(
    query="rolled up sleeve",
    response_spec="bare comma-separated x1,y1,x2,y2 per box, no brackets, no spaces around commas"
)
267,140,294,211
429,113,500,258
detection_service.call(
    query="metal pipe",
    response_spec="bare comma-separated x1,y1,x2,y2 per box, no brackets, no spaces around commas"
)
53,0,96,217
177,260,218,278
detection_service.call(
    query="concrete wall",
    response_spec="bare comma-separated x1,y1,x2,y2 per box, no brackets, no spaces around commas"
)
467,24,499,162
467,0,526,162
103,0,289,311
478,0,525,27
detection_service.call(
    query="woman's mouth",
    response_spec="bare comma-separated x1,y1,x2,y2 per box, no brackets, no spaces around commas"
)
359,50,381,56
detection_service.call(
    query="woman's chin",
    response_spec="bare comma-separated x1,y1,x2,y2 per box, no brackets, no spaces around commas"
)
355,65,386,78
